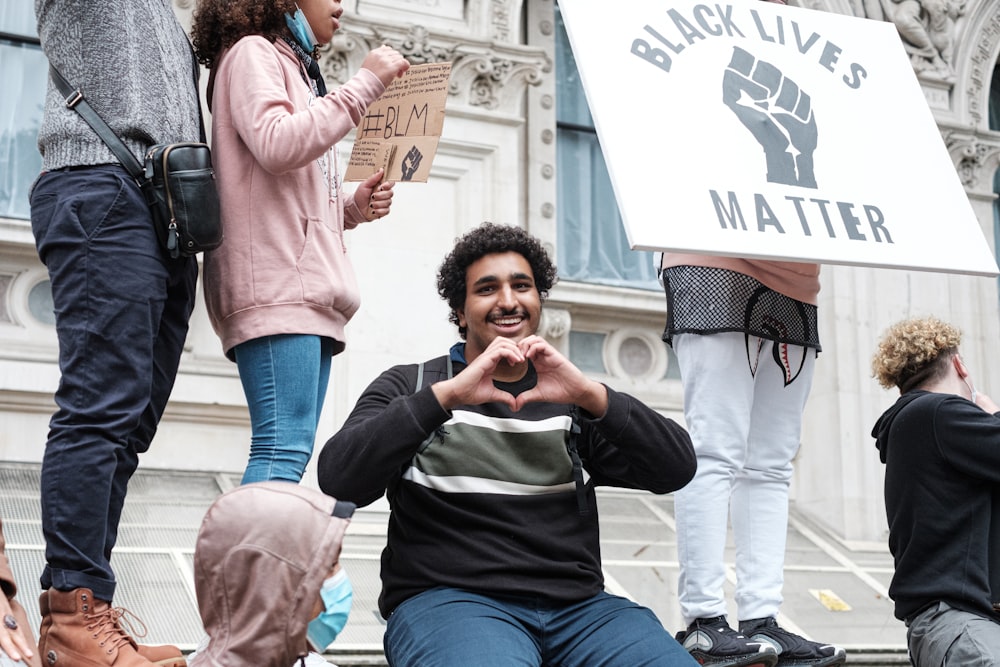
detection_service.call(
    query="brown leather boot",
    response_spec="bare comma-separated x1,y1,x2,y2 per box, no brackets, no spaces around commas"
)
37,588,162,666
39,590,185,666
134,643,186,666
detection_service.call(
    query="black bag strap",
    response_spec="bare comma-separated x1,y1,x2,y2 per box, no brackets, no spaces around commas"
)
48,64,145,181
49,42,208,172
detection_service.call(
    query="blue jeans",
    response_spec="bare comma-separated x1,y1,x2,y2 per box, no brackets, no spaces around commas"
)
234,334,332,484
384,588,698,666
30,165,197,601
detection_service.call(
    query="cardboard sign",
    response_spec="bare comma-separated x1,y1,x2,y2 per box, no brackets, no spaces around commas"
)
345,62,451,183
558,0,998,276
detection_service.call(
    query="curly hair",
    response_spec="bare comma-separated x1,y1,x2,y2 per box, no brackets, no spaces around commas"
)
191,0,311,71
437,222,558,338
871,316,962,391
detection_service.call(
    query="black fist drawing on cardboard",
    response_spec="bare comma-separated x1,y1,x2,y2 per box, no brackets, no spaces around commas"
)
723,46,818,189
401,145,423,181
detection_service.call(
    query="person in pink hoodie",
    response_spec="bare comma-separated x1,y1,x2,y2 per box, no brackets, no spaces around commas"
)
191,0,409,485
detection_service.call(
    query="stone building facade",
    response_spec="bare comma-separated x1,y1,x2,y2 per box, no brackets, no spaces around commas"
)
0,0,997,547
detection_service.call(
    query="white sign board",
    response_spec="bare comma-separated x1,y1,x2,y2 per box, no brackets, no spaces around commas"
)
559,0,999,276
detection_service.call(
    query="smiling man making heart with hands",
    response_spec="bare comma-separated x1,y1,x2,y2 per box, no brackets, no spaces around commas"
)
318,222,697,667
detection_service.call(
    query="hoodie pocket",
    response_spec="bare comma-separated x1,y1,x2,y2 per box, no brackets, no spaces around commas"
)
297,217,360,318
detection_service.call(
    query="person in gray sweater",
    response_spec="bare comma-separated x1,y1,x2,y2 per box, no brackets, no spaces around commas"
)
30,1,201,665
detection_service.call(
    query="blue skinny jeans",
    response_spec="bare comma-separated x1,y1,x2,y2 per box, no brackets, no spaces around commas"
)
234,334,333,484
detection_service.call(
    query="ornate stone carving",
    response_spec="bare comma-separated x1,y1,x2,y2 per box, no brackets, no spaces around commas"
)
965,7,1000,127
320,33,357,85
539,308,571,339
449,50,548,111
325,25,549,115
848,0,965,81
322,26,457,85
0,275,11,324
392,25,457,65
942,130,1000,191
795,0,829,9
492,0,513,43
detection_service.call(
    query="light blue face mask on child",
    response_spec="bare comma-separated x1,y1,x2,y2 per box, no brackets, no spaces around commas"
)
307,569,353,652
285,5,318,52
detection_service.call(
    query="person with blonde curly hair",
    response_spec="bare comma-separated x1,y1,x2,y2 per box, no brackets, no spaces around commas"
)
871,316,1000,666
871,316,964,392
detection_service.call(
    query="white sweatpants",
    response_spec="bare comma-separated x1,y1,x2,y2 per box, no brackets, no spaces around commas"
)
672,332,816,625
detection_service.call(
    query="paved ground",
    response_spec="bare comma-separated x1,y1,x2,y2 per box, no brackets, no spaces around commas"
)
0,463,908,664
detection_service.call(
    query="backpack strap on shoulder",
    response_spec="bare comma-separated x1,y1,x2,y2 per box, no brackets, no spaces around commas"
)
565,407,590,515
415,357,452,453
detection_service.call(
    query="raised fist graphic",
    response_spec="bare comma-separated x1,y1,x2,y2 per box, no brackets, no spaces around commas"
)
401,145,423,181
722,46,818,189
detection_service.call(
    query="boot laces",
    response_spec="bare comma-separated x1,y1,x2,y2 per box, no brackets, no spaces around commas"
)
84,605,146,653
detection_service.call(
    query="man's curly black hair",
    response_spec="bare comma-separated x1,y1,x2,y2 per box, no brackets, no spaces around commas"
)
437,223,558,339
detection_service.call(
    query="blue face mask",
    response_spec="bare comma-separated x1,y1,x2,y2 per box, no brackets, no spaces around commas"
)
307,569,353,652
284,6,318,52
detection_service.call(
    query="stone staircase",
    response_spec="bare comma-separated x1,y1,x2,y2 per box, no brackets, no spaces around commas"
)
0,463,910,665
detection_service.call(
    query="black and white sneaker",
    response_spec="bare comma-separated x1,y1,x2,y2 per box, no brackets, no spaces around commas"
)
676,616,779,667
739,617,846,667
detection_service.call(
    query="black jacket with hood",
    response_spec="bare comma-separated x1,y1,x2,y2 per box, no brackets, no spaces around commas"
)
872,390,1000,623
189,482,355,667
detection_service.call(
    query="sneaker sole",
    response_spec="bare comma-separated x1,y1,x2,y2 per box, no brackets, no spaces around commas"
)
776,656,845,667
689,651,779,667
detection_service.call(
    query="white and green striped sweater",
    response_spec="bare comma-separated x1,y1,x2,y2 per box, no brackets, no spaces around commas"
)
318,347,696,619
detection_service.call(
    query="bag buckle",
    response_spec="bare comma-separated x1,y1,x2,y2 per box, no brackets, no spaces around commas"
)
63,89,84,109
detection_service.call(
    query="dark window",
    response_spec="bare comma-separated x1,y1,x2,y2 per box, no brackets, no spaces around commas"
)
554,3,659,290
0,1,44,220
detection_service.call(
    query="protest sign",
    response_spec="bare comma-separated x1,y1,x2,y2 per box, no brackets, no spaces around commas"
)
345,61,451,183
558,0,998,276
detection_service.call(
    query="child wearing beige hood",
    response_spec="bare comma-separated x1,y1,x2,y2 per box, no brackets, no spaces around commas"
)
189,483,354,667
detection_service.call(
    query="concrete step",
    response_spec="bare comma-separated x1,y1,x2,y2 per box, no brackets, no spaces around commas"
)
0,463,910,661
324,648,911,666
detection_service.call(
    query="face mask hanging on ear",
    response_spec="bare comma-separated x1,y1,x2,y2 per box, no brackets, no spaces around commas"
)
307,569,353,652
965,377,978,404
285,5,318,52
957,355,978,404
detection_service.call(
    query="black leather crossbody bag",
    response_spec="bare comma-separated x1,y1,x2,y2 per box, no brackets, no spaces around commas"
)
49,65,222,258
